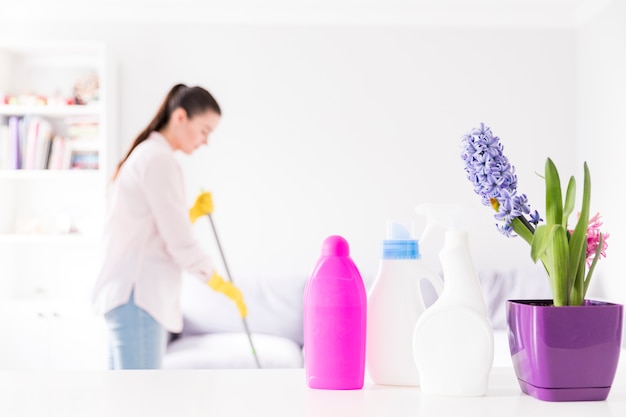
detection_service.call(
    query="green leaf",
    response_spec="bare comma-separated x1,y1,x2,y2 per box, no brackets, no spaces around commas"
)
545,158,563,226
530,224,558,263
511,217,534,245
568,162,591,286
563,176,576,226
584,233,604,296
570,246,586,306
548,225,570,306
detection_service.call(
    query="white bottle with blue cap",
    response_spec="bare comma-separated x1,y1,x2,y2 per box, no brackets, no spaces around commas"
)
366,220,443,386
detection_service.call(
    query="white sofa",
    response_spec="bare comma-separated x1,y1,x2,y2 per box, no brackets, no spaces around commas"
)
164,264,552,369
164,273,307,369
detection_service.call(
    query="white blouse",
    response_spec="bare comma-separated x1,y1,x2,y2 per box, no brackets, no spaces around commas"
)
92,131,213,332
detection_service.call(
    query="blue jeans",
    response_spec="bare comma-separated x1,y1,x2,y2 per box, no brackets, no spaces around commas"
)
104,291,167,369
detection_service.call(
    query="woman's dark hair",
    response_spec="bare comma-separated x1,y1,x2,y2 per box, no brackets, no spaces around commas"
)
113,83,221,180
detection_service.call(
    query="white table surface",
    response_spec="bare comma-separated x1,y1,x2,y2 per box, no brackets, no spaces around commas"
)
1,366,626,416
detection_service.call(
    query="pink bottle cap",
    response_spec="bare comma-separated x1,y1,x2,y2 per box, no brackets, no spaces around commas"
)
321,235,350,257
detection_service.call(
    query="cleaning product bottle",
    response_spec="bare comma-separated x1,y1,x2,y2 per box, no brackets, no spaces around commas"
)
303,235,367,390
412,204,494,396
366,221,443,386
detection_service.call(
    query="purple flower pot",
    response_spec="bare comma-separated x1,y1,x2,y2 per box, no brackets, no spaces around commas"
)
507,299,623,402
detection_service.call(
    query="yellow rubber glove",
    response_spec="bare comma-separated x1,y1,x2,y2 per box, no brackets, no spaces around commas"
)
189,191,214,223
207,271,248,318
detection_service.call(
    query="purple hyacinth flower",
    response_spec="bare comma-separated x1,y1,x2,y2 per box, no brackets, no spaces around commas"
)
529,210,543,226
460,123,543,236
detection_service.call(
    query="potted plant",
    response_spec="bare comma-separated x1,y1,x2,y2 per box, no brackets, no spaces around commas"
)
460,123,623,402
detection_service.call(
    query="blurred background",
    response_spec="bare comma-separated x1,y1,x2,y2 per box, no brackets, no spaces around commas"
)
0,0,624,368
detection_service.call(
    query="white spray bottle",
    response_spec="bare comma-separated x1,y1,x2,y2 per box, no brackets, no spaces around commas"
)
412,204,494,396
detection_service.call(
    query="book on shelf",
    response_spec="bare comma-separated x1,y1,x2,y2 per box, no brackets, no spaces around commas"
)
0,124,8,169
65,115,99,142
0,115,99,170
8,116,21,169
47,136,71,170
23,117,53,170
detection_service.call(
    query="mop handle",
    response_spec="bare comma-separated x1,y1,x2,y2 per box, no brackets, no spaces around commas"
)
206,213,262,369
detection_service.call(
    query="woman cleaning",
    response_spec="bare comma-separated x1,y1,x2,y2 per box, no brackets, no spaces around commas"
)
92,84,246,369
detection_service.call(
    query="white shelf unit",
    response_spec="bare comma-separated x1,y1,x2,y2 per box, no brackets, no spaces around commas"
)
0,41,109,370
0,41,107,239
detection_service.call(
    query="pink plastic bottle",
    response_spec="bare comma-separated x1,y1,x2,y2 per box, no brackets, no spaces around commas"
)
303,235,367,390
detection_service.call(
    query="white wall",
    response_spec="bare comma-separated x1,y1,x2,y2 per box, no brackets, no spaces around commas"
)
0,21,578,286
577,0,626,304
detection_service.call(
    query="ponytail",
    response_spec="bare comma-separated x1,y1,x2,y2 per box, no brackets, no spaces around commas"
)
113,83,221,180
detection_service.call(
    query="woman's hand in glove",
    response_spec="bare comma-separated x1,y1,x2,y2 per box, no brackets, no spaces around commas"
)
207,271,248,318
189,191,214,223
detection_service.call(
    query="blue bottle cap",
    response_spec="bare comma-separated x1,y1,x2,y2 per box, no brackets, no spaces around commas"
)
382,221,420,260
